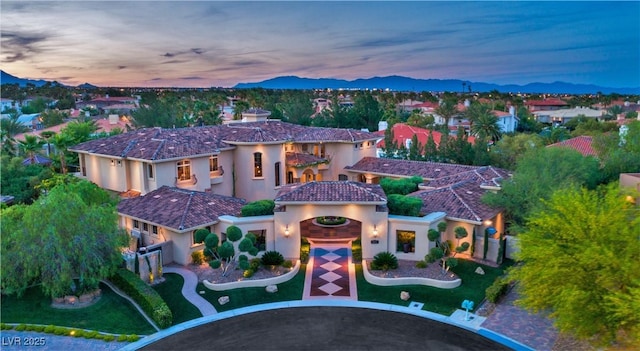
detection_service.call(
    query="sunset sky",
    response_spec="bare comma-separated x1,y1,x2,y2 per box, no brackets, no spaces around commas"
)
1,1,639,88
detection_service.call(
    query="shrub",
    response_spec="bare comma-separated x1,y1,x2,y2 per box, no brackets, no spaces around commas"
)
380,176,422,195
238,260,250,270
282,260,293,268
102,334,116,342
0,323,13,330
191,250,204,265
316,216,347,225
238,237,254,252
209,260,222,269
445,257,458,269
351,239,362,262
15,324,26,331
261,250,285,266
485,277,510,303
249,258,261,271
243,269,255,278
241,199,275,216
387,194,423,216
371,251,398,271
117,334,129,342
415,260,427,268
127,335,141,342
44,325,55,333
238,254,248,262
109,268,173,329
194,229,210,244
226,226,243,241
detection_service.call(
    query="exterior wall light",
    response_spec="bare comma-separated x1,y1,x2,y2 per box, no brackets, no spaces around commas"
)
373,225,378,238
483,219,493,226
284,225,290,238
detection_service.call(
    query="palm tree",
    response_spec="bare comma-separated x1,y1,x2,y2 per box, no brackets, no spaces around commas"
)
233,100,250,120
51,133,73,174
0,114,30,156
434,99,459,132
18,134,44,164
465,103,502,142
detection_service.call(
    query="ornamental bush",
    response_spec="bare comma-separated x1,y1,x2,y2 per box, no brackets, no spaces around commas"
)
109,268,173,329
191,251,204,265
386,194,423,216
261,251,285,266
380,176,422,195
485,277,510,303
241,199,275,216
371,251,398,271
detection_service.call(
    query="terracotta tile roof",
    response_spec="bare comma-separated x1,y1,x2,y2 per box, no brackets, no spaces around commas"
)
423,166,511,189
275,181,386,204
410,180,501,223
547,135,597,157
524,98,568,106
117,186,246,231
70,121,379,161
285,152,328,168
375,123,475,149
346,157,481,180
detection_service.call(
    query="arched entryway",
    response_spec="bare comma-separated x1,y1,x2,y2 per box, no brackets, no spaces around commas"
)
300,217,362,241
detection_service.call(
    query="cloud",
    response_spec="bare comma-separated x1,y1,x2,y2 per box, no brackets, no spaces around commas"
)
162,48,206,58
1,30,49,62
118,66,127,70
161,59,189,65
191,48,204,55
180,76,203,80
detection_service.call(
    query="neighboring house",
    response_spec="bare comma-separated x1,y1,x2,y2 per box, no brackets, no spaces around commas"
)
547,135,598,157
494,106,519,133
73,117,511,266
76,96,138,113
16,113,43,131
532,107,602,125
374,123,476,157
1,98,21,113
524,98,569,112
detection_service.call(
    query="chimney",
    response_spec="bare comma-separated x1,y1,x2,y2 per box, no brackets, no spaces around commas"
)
108,114,119,125
509,106,515,116
378,121,388,131
464,99,470,107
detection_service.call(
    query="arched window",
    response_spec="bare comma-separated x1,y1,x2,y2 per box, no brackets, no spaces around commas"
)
254,152,263,177
177,160,191,181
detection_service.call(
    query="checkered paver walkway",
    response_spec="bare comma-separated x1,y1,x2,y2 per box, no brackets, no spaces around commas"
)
303,242,357,300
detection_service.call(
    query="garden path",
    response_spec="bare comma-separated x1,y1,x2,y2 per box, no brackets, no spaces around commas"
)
302,241,357,300
162,266,217,316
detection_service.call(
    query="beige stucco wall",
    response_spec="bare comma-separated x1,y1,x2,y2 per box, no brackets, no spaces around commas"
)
324,141,377,181
208,150,234,196
83,154,127,192
217,215,276,255
388,213,446,261
232,144,284,202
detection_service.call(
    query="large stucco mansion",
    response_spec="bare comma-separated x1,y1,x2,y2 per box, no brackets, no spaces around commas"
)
71,113,511,266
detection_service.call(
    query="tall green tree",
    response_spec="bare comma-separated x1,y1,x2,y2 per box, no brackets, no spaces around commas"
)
489,133,544,170
465,103,502,142
1,115,30,156
281,93,314,125
510,184,640,346
593,120,640,183
18,135,44,164
434,98,459,132
1,181,126,298
483,147,602,231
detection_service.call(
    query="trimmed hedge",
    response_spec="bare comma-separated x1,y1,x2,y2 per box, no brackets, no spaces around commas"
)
387,194,423,216
380,176,422,195
485,277,510,303
109,269,173,329
1,323,139,342
241,199,275,216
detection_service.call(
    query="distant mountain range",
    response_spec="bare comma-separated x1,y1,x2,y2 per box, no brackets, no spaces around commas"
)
235,75,639,95
2,70,637,94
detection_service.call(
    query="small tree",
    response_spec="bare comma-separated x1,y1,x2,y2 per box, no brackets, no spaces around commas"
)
453,226,470,256
205,225,257,276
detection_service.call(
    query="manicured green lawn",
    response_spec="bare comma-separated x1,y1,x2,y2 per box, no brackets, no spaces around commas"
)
153,273,202,324
356,259,513,315
0,282,155,335
196,264,307,312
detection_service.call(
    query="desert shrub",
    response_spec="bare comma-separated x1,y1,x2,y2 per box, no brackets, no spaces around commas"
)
15,324,26,331
243,269,255,278
109,268,173,329
387,194,423,216
44,325,55,333
238,260,250,270
485,277,510,303
370,251,398,271
191,251,204,265
282,260,293,268
0,323,13,330
241,199,275,216
249,258,261,271
261,250,284,266
102,334,115,342
415,260,427,268
127,335,140,342
117,334,128,342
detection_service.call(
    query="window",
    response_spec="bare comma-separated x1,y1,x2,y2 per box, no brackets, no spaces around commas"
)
253,152,263,177
147,164,154,179
177,160,191,181
396,230,416,253
133,220,139,229
275,162,281,187
209,156,219,173
287,171,294,184
143,223,149,232
301,144,308,153
338,174,348,181
152,225,158,236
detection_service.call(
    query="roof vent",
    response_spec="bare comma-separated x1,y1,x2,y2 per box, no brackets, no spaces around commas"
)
466,191,473,194
383,163,389,167
435,168,441,172
153,195,161,198
168,146,175,150
99,143,106,146
208,202,215,205
170,198,178,202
